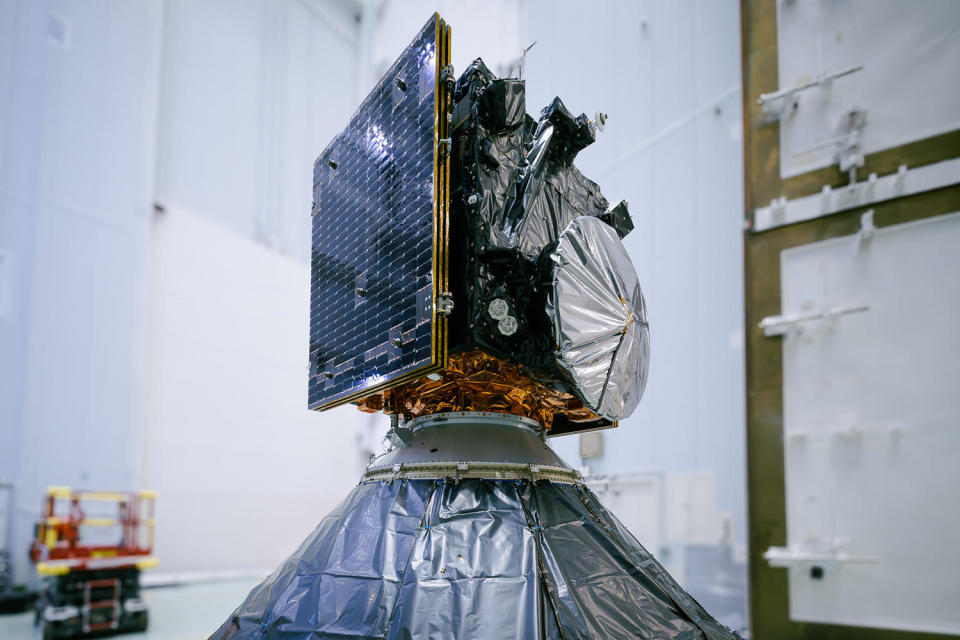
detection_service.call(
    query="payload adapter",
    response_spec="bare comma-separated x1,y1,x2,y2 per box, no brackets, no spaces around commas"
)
212,14,737,640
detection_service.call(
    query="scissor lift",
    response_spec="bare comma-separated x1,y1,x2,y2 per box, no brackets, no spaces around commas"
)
29,487,157,639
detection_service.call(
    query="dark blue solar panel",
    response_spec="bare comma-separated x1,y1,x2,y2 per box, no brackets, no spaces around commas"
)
309,16,443,410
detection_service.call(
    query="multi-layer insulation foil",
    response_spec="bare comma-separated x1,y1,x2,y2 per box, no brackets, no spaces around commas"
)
447,59,647,426
549,216,650,420
211,478,736,640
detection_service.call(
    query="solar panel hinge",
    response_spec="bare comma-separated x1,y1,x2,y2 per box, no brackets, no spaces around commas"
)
438,138,452,162
439,64,455,92
436,292,454,317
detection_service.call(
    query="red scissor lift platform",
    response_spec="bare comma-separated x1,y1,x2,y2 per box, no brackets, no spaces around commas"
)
29,487,157,640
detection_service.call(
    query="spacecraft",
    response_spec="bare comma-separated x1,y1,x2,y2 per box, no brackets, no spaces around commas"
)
212,14,736,640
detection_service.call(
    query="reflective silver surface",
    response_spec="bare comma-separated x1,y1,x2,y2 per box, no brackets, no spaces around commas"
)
212,476,737,640
548,216,650,421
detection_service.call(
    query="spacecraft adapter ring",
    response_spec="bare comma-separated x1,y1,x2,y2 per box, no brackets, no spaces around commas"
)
363,411,581,483
362,461,582,484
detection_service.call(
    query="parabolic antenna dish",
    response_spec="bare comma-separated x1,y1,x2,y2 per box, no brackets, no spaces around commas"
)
548,215,650,421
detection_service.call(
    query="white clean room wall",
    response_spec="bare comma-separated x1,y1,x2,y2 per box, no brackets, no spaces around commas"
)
0,0,50,570
774,213,960,634
143,206,360,577
0,0,163,587
146,0,372,577
155,0,362,263
368,0,526,87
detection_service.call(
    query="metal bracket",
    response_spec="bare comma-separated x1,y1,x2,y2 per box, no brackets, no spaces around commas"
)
439,64,455,92
837,107,867,180
854,209,876,252
759,303,870,337
436,292,454,317
393,425,412,443
792,106,868,182
386,417,413,449
438,138,452,162
752,158,960,232
764,546,879,568
757,64,863,120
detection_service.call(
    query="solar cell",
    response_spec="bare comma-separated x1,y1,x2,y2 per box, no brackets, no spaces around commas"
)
308,14,451,411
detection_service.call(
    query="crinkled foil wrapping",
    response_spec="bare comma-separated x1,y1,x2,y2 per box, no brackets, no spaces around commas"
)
355,349,599,428
548,215,650,421
210,478,738,640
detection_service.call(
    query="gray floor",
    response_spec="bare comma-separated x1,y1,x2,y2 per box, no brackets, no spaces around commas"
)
0,578,259,640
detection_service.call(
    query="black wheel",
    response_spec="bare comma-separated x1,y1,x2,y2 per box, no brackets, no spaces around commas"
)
36,619,56,640
132,610,149,632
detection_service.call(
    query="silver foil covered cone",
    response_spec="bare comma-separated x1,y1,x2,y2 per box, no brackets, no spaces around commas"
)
210,413,736,640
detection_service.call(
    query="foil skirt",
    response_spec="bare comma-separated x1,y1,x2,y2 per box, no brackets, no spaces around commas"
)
211,478,736,640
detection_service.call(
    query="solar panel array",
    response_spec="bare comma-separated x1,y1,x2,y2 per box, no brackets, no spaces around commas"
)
309,14,451,411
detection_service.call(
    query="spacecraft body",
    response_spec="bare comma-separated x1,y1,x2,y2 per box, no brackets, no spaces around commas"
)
212,14,736,640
